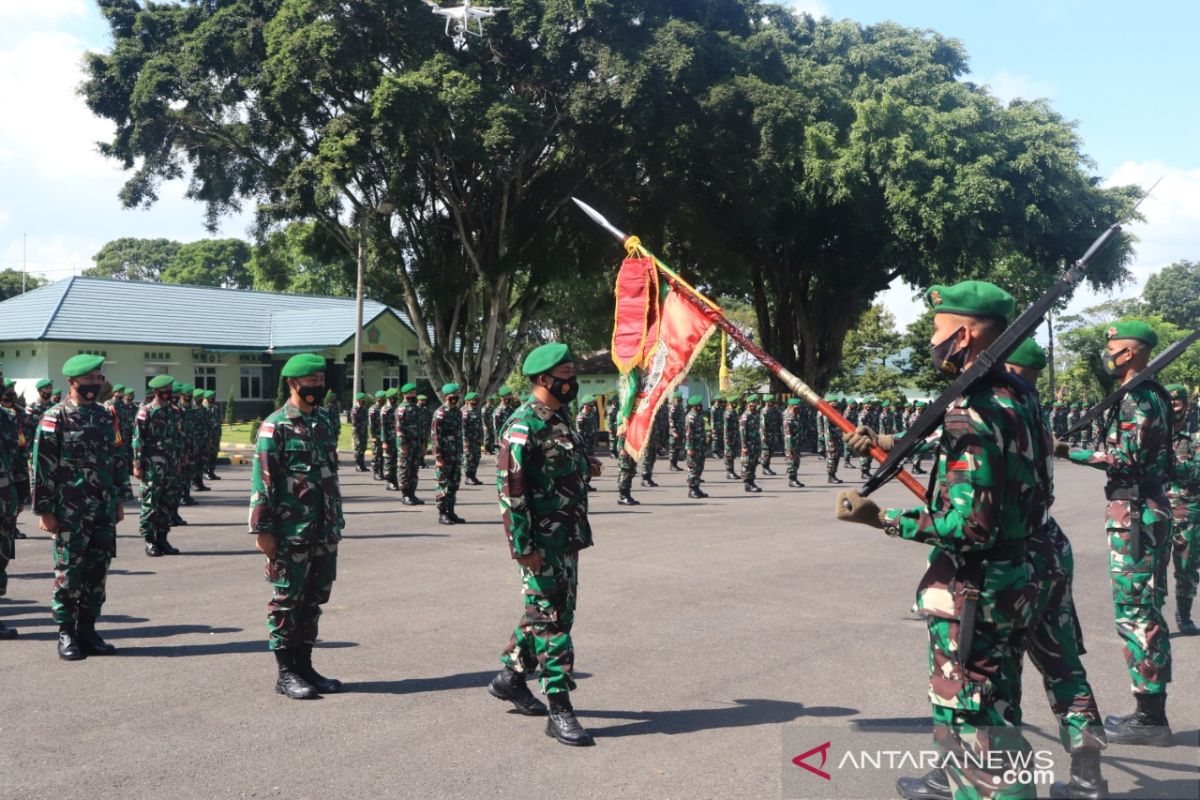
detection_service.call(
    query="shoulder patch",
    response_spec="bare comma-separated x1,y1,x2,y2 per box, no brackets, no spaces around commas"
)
259,422,276,438
40,416,57,433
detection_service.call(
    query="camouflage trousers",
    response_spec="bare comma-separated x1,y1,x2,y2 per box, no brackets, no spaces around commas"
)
398,445,421,495
353,432,368,460
501,547,578,695
640,446,657,480
371,437,384,479
0,491,16,597
435,458,461,513
686,449,705,489
826,441,842,477
785,447,800,481
1108,508,1172,694
724,441,738,474
669,432,684,465
617,444,636,494
1027,530,1105,754
741,447,760,484
385,443,398,484
1172,516,1199,605
266,539,337,651
712,426,724,458
138,476,172,542
763,436,780,468
164,472,183,520
52,514,117,625
463,438,482,479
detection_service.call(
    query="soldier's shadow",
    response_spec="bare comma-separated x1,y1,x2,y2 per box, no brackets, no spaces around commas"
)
578,698,856,738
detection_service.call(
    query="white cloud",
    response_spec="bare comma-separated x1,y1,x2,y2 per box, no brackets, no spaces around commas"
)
786,0,830,20
975,70,1057,104
0,0,88,28
0,232,100,281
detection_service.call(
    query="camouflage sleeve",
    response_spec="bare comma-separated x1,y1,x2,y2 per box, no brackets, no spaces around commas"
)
1067,396,1141,476
1175,448,1200,483
248,419,281,535
109,407,131,496
496,421,535,559
31,409,61,514
431,410,444,461
884,407,1002,553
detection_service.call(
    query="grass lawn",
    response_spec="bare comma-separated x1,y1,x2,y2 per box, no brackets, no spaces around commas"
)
221,421,355,451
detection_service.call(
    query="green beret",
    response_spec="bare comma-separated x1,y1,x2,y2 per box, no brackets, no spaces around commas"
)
385,388,399,398
111,384,125,393
1071,402,1081,409
62,354,105,378
925,280,1015,321
1005,338,1047,371
687,395,702,406
916,400,927,407
522,342,574,376
1106,320,1157,348
35,378,52,390
192,388,205,398
881,400,891,407
374,390,387,399
1165,384,1188,400
579,394,594,404
461,391,476,401
400,382,417,394
441,383,460,395
417,394,428,401
355,392,367,400
746,394,759,403
205,390,215,398
2,378,14,388
787,397,802,406
497,386,513,397
763,393,775,401
280,353,326,379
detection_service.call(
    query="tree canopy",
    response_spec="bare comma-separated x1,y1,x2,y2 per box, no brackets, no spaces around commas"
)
0,269,47,302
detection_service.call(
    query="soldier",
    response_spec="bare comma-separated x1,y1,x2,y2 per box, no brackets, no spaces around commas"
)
761,394,783,475
33,354,131,661
4,380,31,538
417,394,432,468
494,386,517,449
350,392,370,472
723,397,741,479
684,395,707,499
249,353,344,699
784,397,805,488
369,390,386,480
432,384,465,524
1052,401,1069,440
1060,320,1174,746
395,383,424,505
825,397,844,484
382,387,400,491
575,395,598,492
202,390,221,481
879,400,894,436
838,281,1043,800
606,394,620,458
107,385,136,494
668,392,686,472
843,400,860,468
164,382,189,527
739,394,763,493
489,343,597,746
134,375,184,557
640,404,666,488
815,402,827,460
0,372,21,638
909,400,930,474
1164,384,1200,636
615,426,639,506
462,391,485,486
1066,402,1081,446
482,394,497,454
710,396,726,459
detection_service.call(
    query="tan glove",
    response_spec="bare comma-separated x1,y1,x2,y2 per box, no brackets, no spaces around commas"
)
845,426,895,457
834,490,887,529
1053,439,1071,459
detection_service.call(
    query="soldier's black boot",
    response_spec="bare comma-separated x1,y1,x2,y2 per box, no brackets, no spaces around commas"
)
762,466,776,475
57,622,85,661
827,473,843,484
487,667,547,716
1176,597,1200,635
386,481,400,492
688,487,708,499
1104,692,1172,746
617,493,640,506
744,483,762,493
182,489,198,506
76,612,116,656
355,456,367,472
274,650,319,699
296,645,342,694
895,767,950,800
194,475,210,492
207,470,221,480
449,507,467,524
1049,749,1107,800
144,538,162,557
0,619,17,639
14,528,26,539
725,470,741,480
171,513,188,526
789,478,805,488
158,532,180,556
545,693,594,746
438,508,456,525
641,477,658,488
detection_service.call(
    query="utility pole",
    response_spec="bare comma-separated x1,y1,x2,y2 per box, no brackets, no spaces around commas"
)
21,233,26,293
352,212,366,404
1047,312,1056,399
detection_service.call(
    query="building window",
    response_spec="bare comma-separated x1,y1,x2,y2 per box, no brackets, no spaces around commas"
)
195,366,217,392
382,368,400,390
239,366,266,400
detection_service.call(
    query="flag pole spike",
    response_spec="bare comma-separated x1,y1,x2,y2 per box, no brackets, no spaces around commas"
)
571,197,629,243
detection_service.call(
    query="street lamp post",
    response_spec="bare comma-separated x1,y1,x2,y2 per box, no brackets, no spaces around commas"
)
352,202,394,404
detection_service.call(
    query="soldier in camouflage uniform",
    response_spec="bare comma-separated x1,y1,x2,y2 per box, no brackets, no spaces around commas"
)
575,395,598,492
839,281,1043,800
1062,320,1174,746
107,385,136,498
134,375,184,558
33,354,130,661
462,391,485,485
761,394,783,475
710,396,726,458
395,384,425,505
432,384,465,524
494,386,517,453
723,398,741,478
489,343,596,747
4,380,31,536
615,429,639,506
784,398,805,488
369,390,386,480
482,395,497,454
825,397,844,484
205,390,223,481
177,386,204,502
816,404,827,460
163,382,188,527
1163,384,1200,636
350,392,370,472
1052,401,1068,440
606,395,620,458
0,370,22,639
739,394,763,493
684,396,707,499
668,393,686,471
843,400,860,468
1066,403,1082,446
417,395,432,469
382,388,400,491
249,353,344,700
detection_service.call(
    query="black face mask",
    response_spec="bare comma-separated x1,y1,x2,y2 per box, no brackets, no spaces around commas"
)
39,391,52,402
931,326,969,376
75,383,103,402
155,391,172,404
1101,348,1129,378
546,375,579,404
1,390,14,404
297,384,325,407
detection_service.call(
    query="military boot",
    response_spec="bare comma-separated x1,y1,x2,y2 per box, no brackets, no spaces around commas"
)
827,473,843,484
386,481,400,492
76,611,116,656
181,489,198,506
207,470,221,480
296,645,342,693
744,482,762,493
1049,749,1107,799
725,470,741,480
57,622,85,661
641,477,658,488
144,538,163,557
895,768,950,800
171,513,188,526
617,493,640,506
688,487,708,499
762,466,776,476
438,509,457,525
487,667,547,716
448,508,466,524
789,478,805,488
355,456,367,472
0,619,17,640
274,650,319,699
193,475,210,492
158,532,181,556
1104,693,1172,746
1176,597,1199,635
545,693,594,746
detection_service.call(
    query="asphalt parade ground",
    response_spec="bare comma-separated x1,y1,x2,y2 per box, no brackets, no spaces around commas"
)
1,452,1197,800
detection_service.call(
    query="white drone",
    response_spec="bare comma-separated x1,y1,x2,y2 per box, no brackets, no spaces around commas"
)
422,0,508,38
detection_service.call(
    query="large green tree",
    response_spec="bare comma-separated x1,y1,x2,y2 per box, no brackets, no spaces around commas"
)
0,269,46,301
1142,260,1200,328
162,238,253,288
86,237,181,281
249,222,355,297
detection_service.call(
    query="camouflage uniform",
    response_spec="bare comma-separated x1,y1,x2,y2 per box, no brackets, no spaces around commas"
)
1068,385,1173,695
496,399,593,694
761,401,783,470
641,405,667,480
382,398,399,486
1169,429,1200,626
32,399,130,627
606,400,620,458
784,403,802,483
723,403,741,475
882,372,1045,800
482,398,497,454
418,399,433,466
368,398,384,479
1066,405,1081,446
739,405,761,487
494,397,516,451
710,401,725,458
574,403,597,490
825,404,843,481
249,400,344,651
462,401,484,482
668,397,686,469
133,398,183,548
395,398,424,498
432,399,463,516
616,432,637,497
816,410,827,459
0,405,22,599
350,400,369,467
685,404,706,490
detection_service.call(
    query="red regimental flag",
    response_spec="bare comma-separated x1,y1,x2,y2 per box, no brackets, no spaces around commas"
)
622,287,717,460
610,256,658,374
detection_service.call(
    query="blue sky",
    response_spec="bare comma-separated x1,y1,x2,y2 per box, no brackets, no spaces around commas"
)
1,0,1197,328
